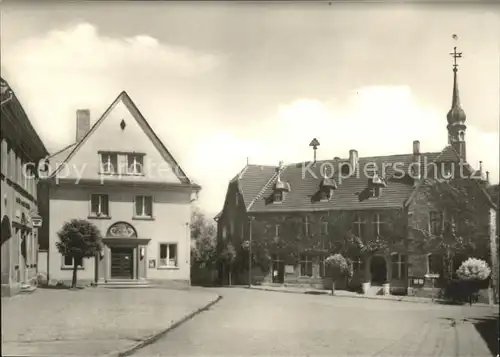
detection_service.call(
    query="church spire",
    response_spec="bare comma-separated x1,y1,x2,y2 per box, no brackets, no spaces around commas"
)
446,36,467,160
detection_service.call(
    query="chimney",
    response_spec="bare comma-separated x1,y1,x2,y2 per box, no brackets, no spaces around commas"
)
412,140,421,179
413,140,420,155
76,109,90,142
349,149,358,172
486,171,490,182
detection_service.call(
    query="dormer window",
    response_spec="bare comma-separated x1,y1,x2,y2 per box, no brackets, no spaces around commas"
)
273,178,290,204
319,177,337,201
439,162,453,179
369,187,381,198
341,163,351,176
273,191,283,203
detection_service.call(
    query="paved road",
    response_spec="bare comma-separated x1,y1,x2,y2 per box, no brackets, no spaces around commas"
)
133,287,497,357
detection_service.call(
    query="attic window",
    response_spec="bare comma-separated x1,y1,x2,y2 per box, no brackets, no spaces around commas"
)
273,191,283,203
341,163,351,176
369,187,381,198
320,189,334,201
120,119,126,130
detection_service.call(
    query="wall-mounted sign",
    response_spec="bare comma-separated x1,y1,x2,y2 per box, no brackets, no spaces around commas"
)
15,197,31,210
148,259,156,269
107,222,137,238
285,265,294,274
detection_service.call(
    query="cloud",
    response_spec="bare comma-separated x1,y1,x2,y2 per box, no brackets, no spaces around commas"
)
193,85,499,213
1,22,224,149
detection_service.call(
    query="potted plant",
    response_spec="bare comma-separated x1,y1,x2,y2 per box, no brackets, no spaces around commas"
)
325,253,352,295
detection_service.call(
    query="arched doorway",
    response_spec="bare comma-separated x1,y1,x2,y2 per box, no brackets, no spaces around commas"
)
370,255,387,285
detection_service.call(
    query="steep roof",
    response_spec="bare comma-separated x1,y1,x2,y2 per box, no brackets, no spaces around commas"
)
226,151,449,213
225,145,497,214
47,91,198,188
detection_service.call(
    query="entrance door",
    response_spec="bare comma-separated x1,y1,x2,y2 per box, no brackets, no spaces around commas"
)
271,254,285,284
370,255,387,285
111,247,134,279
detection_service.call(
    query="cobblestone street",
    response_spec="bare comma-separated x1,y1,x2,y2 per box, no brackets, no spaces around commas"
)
134,288,498,357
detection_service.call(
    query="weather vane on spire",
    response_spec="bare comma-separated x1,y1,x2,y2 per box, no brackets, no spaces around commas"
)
450,34,462,71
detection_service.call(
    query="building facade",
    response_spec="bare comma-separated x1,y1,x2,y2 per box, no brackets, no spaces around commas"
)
1,77,49,296
38,91,200,287
216,48,498,298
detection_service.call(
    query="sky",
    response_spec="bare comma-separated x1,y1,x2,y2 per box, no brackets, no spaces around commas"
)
1,2,499,216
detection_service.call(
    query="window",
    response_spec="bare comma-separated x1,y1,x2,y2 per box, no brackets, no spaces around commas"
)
100,153,118,174
320,222,329,235
127,154,144,175
427,254,443,276
62,255,83,269
6,141,12,179
275,224,280,237
299,254,313,277
373,213,391,238
90,194,109,217
391,254,407,279
319,188,334,201
352,214,366,239
159,243,177,268
438,162,453,179
303,216,310,236
341,163,351,176
368,187,381,198
222,226,227,240
135,195,153,217
235,193,239,206
429,211,442,235
273,191,283,203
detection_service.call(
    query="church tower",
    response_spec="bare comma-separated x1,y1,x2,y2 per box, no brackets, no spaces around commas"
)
446,45,467,161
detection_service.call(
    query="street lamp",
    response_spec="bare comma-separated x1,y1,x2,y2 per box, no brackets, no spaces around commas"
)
248,216,255,287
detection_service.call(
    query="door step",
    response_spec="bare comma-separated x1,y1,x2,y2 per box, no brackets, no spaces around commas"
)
20,283,37,294
97,280,157,289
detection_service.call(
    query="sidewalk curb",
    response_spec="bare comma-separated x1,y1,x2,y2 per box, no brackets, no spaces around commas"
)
247,287,498,308
106,294,223,357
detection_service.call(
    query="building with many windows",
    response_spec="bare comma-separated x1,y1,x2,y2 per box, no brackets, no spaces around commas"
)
38,91,200,287
215,48,498,298
1,77,48,296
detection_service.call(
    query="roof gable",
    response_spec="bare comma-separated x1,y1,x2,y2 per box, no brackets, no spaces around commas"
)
49,91,192,185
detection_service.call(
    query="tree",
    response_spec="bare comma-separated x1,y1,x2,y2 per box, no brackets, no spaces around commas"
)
190,209,217,267
56,219,102,288
409,179,492,280
325,253,352,295
456,258,491,305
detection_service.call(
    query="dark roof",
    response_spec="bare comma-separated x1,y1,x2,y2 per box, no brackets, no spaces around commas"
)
228,146,489,213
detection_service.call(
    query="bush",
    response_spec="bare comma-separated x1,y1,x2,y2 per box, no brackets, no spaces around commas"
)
438,279,479,304
456,258,491,281
325,254,353,279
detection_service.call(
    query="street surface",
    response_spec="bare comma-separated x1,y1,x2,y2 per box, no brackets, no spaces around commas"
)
134,287,498,357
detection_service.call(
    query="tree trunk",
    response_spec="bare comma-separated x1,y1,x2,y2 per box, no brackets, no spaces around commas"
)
331,280,336,296
71,257,78,288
